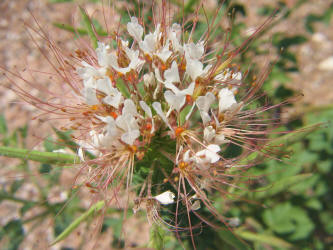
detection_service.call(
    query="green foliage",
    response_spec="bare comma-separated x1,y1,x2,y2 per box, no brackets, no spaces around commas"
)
305,3,333,33
0,220,25,250
263,202,314,240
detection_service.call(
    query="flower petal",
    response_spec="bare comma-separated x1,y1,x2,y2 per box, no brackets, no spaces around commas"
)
127,17,143,41
154,191,175,205
218,88,237,113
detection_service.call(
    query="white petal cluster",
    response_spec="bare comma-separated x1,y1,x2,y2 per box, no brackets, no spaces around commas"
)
154,191,175,205
75,16,244,181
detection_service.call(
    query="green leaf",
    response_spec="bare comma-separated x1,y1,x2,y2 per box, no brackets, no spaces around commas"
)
149,224,166,250
0,219,25,250
263,203,314,240
274,35,307,50
218,229,249,250
253,173,312,199
53,129,78,153
44,136,63,152
79,6,98,49
39,163,52,174
319,212,333,234
0,146,79,165
0,114,8,134
51,200,105,245
10,180,24,194
236,230,293,249
116,79,130,98
305,198,322,210
288,174,319,194
20,202,36,216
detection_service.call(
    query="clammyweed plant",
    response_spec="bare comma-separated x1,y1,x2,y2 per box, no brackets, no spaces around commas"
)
0,0,324,249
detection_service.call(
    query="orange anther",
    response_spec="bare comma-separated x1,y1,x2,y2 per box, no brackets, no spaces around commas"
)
110,111,118,119
145,123,152,130
186,95,192,103
175,127,185,137
85,183,93,188
130,145,137,153
161,64,167,71
90,105,99,110
179,161,188,170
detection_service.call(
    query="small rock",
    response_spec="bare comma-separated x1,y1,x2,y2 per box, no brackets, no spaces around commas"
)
318,57,333,71
312,33,327,43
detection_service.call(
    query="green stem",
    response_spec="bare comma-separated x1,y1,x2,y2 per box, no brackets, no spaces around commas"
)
53,23,108,37
0,146,80,165
51,200,105,246
0,192,38,204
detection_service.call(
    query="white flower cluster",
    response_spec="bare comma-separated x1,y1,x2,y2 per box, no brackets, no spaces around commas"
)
75,17,243,204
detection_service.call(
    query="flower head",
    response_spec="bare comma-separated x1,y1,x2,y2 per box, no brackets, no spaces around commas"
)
4,4,289,247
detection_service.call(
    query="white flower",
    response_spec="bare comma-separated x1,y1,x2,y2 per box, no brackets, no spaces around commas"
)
140,33,156,55
218,88,237,113
116,114,140,145
109,46,144,74
77,61,106,84
139,101,152,118
127,17,143,41
164,61,180,84
95,116,122,147
122,99,139,117
194,144,221,169
215,133,229,144
83,87,99,105
156,41,172,62
96,78,123,108
164,90,186,113
186,59,212,81
124,47,145,71
96,42,116,68
196,92,216,124
165,81,195,97
183,149,192,163
152,102,173,131
168,23,182,52
139,101,155,133
143,72,155,88
139,24,161,55
154,191,175,205
184,41,204,60
204,126,216,142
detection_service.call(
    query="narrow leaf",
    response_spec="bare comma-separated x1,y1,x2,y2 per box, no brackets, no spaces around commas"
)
79,6,98,48
218,229,249,250
236,230,293,248
51,200,105,246
0,114,7,134
53,22,108,36
253,173,312,199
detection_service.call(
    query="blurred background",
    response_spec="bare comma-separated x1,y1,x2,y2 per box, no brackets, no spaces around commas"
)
0,0,332,249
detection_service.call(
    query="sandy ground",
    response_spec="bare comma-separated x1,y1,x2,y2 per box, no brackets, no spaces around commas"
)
0,0,332,249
